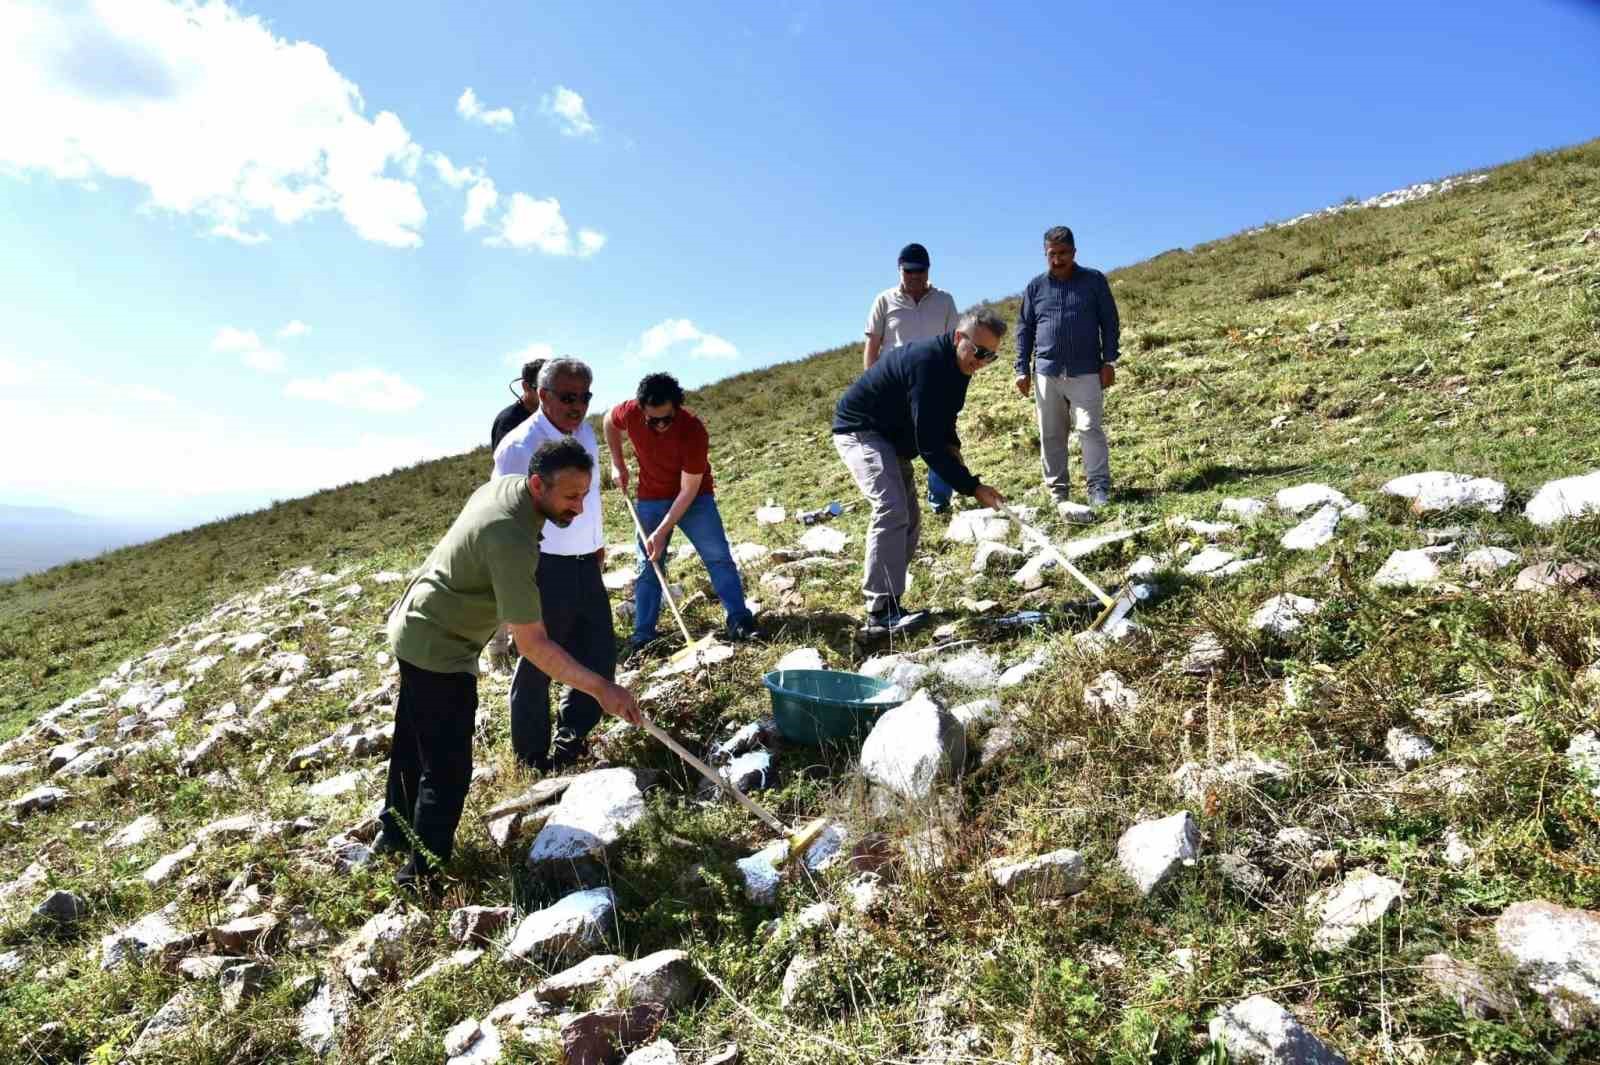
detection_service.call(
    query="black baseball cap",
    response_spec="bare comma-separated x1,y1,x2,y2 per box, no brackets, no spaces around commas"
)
898,243,930,270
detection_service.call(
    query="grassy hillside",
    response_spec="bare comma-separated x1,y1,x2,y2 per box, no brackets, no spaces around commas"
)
1,138,1598,1064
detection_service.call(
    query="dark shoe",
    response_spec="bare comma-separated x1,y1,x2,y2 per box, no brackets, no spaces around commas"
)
865,598,926,633
625,633,663,660
394,859,441,900
372,832,408,857
929,499,951,515
1087,486,1111,510
725,616,762,643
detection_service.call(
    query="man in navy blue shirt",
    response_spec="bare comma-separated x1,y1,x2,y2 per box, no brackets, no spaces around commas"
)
1015,226,1121,516
834,309,1009,630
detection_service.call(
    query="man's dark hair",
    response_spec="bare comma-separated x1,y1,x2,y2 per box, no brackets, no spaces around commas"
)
529,437,594,480
521,358,547,388
636,372,685,408
1043,225,1075,248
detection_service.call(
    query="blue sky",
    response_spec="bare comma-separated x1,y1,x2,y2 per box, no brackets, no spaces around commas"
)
2,0,1597,525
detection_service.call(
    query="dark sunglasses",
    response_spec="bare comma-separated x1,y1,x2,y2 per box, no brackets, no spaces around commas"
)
548,389,593,405
967,339,999,361
645,413,675,429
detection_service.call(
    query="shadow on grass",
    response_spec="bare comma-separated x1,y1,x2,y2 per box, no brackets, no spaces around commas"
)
1166,462,1307,494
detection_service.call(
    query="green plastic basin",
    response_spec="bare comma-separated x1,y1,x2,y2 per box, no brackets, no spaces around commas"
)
762,668,907,746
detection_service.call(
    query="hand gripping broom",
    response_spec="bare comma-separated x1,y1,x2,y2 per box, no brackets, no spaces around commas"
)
622,494,721,668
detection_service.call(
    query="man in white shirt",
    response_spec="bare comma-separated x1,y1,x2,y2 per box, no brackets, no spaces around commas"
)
491,357,614,771
862,242,961,513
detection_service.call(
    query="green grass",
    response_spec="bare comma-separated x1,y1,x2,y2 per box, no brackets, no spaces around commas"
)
2,139,1600,1063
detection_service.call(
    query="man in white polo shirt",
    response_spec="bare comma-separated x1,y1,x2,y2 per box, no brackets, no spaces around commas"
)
492,357,614,771
863,242,961,513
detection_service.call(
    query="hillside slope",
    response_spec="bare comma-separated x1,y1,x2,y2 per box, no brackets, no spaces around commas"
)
0,139,1598,1064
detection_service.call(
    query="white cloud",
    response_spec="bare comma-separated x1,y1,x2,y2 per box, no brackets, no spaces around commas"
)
504,342,557,370
277,319,310,339
457,87,515,129
130,384,177,405
241,348,285,373
463,176,499,232
636,319,739,361
211,326,261,353
0,0,427,247
487,192,605,257
540,86,596,138
285,368,425,413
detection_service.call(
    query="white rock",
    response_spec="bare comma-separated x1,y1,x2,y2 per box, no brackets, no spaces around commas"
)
998,648,1051,688
859,654,933,690
1463,546,1519,574
1056,500,1095,524
798,526,847,555
601,949,700,1010
1082,671,1139,716
1382,471,1507,513
652,640,736,677
780,954,823,1011
622,1040,680,1065
1219,497,1268,522
308,770,365,799
1182,634,1227,674
1385,727,1438,770
845,873,885,914
755,503,786,525
1372,549,1442,588
1567,732,1600,797
1281,504,1342,551
946,509,1011,544
1525,470,1600,527
1276,483,1351,514
444,1017,503,1065
186,654,224,678
1011,552,1059,590
56,746,114,778
1250,594,1320,637
774,647,824,671
730,542,770,567
1116,812,1200,895
1209,995,1348,1064
142,843,198,887
935,649,1003,689
100,904,186,970
527,769,646,885
1341,503,1369,522
858,690,965,802
949,698,1001,736
1442,830,1475,868
987,849,1088,898
373,570,407,584
1182,547,1238,575
1495,899,1600,1029
972,541,1024,573
1171,754,1290,801
735,841,788,906
1309,869,1403,951
502,887,616,963
1170,517,1236,539
229,632,271,655
1126,555,1162,579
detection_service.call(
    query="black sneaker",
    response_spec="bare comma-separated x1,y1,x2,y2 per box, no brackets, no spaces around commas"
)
866,598,924,631
725,617,762,643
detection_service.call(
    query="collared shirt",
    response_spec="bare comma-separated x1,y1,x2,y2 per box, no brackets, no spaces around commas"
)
610,401,715,501
491,399,534,451
832,333,979,496
491,411,604,555
864,285,959,349
1015,266,1121,379
388,476,546,676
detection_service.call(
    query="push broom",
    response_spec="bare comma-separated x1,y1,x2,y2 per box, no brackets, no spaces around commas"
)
622,494,722,669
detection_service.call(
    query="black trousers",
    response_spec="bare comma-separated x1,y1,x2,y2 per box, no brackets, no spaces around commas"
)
381,660,476,874
509,551,617,769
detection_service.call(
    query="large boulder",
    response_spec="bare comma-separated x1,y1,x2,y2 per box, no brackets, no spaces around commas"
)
1495,899,1600,1029
503,887,616,964
526,769,647,887
1116,812,1200,896
1208,995,1347,1064
858,690,966,804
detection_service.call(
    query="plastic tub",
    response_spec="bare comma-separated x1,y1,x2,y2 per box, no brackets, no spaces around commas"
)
762,668,908,746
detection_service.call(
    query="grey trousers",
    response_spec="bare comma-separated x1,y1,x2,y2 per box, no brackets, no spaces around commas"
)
1035,371,1110,497
834,431,920,612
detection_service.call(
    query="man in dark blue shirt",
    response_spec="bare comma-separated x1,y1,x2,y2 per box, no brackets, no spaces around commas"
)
834,309,1009,629
1014,226,1121,515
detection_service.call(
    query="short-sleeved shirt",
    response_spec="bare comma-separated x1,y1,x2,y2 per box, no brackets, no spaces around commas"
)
387,475,547,675
491,411,603,556
864,285,959,349
491,399,534,451
611,400,714,501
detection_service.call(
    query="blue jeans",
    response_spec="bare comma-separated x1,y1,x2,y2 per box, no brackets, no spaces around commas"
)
632,494,753,643
927,467,953,508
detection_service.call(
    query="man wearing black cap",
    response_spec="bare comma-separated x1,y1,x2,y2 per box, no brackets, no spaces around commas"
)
862,243,961,513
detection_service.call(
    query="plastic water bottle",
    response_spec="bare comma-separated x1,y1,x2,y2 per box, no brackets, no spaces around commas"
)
798,501,843,526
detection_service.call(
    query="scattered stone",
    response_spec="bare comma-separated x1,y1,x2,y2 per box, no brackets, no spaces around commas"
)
503,887,616,963
1568,732,1600,797
131,991,198,1055
11,785,69,817
1309,869,1403,951
559,1005,667,1065
220,961,268,1011
33,890,88,926
998,648,1051,687
1182,547,1239,575
1463,546,1519,574
1082,670,1139,716
1372,549,1444,588
755,502,786,524
450,905,515,946
333,904,429,993
1250,594,1320,637
535,953,627,1004
443,1017,503,1065
404,947,484,990
987,849,1088,899
1219,497,1268,522
179,722,251,776
308,770,365,798
780,955,824,1011
1171,754,1290,801
972,541,1024,572
1281,504,1342,551
601,949,701,1010
142,843,198,887
1515,560,1592,594
101,904,186,970
1442,830,1475,868
1209,995,1348,1064
374,569,407,584
1421,953,1514,1019
209,913,281,954
1182,633,1227,674
1276,483,1352,514
946,509,1011,544
1386,727,1438,770
527,768,647,887
735,841,788,906
1382,471,1506,513
949,697,1001,737
176,954,250,981
1117,812,1200,896
623,1039,680,1065
297,976,353,1058
484,777,574,820
773,647,824,671
1525,471,1600,527
54,745,113,778
858,690,966,803
798,526,848,555
47,741,87,773
935,649,1003,689
1495,899,1600,1029
1011,552,1059,590
1217,851,1270,898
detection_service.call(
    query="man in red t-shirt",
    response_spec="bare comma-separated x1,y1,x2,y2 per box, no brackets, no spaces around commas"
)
605,372,758,654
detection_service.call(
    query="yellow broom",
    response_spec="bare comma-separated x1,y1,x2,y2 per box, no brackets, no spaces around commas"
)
622,494,721,668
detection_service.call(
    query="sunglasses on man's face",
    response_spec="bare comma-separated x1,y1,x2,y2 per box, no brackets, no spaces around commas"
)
967,339,999,361
645,413,675,429
551,390,593,405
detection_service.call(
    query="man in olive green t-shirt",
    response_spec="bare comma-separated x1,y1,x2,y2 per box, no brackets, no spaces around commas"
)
381,437,641,892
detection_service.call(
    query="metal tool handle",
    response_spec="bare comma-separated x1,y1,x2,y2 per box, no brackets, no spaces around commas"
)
621,494,697,647
635,714,787,835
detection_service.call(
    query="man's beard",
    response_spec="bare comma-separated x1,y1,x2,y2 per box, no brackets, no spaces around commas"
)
549,510,578,527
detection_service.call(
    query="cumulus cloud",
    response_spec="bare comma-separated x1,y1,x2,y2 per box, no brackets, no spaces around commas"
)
212,325,283,373
427,151,504,234
277,320,310,339
211,326,261,353
457,86,515,129
285,368,425,413
540,86,596,138
487,192,605,256
636,319,739,361
504,341,556,370
0,0,428,247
